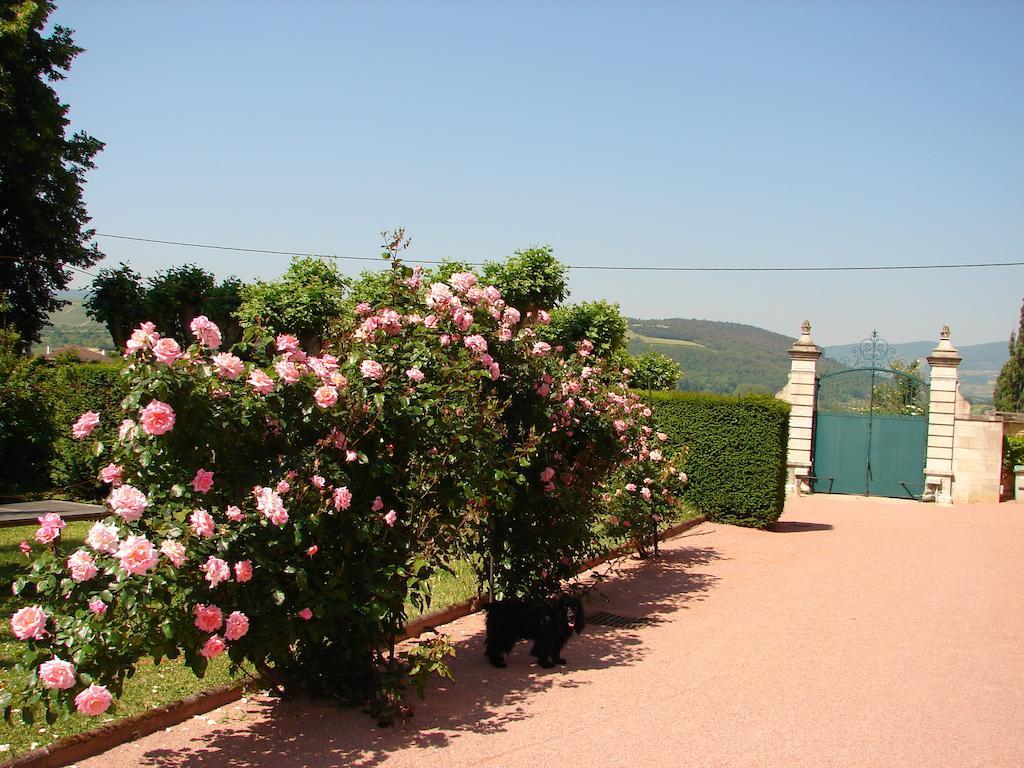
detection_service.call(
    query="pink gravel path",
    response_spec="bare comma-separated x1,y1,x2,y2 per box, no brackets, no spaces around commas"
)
78,496,1024,767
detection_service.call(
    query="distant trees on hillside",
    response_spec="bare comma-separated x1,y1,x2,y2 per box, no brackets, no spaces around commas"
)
994,299,1024,412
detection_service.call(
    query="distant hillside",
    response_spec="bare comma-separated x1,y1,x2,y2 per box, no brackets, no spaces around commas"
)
34,298,114,354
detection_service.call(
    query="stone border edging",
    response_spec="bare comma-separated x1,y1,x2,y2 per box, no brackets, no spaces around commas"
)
3,514,707,768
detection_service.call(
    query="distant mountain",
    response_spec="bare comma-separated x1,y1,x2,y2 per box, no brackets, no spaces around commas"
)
34,298,113,354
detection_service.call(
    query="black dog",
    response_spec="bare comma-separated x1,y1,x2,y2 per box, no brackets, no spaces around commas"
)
484,595,585,668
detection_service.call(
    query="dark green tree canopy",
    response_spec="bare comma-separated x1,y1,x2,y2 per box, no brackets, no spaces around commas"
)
994,300,1024,413
1,1,104,350
482,247,568,315
627,350,682,391
546,300,628,359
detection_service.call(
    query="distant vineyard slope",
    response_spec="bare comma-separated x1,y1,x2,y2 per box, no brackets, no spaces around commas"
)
34,296,114,354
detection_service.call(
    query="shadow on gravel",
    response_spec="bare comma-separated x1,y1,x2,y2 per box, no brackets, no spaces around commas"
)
139,545,721,768
767,521,833,533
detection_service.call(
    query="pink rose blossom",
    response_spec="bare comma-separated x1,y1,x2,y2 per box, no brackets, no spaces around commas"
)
189,315,222,349
453,308,474,332
276,334,301,353
234,560,253,582
192,468,215,493
225,505,244,522
371,496,384,512
67,550,98,582
116,535,159,575
126,321,159,353
35,513,65,544
310,475,326,489
360,359,384,380
153,337,183,366
18,541,30,555
74,684,112,716
539,467,556,483
212,352,245,380
306,545,319,557
345,450,358,463
625,483,637,492
225,611,250,641
86,521,120,554
464,334,487,354
503,307,521,325
449,271,477,293
88,598,107,615
161,539,187,567
39,657,76,690
190,509,216,538
72,411,100,440
537,309,551,324
201,634,227,659
10,606,47,640
383,510,398,527
423,314,438,328
657,432,669,442
276,479,290,494
139,400,176,436
108,485,148,521
100,463,123,486
405,367,425,382
274,360,301,385
649,450,663,462
248,368,275,395
333,486,352,511
254,486,288,525
193,603,223,632
201,556,231,588
314,385,338,409
488,362,501,380
641,487,653,500
426,283,453,308
298,608,313,621
531,342,552,356
354,302,372,316
118,419,136,441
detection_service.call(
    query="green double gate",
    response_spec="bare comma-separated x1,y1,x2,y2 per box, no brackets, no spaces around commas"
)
812,411,927,498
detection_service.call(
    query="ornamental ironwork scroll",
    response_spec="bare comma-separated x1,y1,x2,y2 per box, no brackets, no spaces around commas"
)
837,330,898,371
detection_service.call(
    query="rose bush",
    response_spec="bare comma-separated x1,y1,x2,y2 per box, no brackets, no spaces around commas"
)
5,252,676,725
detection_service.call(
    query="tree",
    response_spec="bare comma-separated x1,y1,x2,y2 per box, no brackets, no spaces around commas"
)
628,351,681,391
482,247,568,315
995,300,1024,412
0,1,104,351
84,264,147,350
237,257,351,352
546,300,628,359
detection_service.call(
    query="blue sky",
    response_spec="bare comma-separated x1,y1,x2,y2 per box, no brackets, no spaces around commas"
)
50,1,1023,346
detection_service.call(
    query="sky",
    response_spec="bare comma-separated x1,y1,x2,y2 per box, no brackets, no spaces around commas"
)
48,1,1024,347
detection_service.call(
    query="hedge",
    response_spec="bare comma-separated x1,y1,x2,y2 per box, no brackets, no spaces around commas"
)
647,390,790,528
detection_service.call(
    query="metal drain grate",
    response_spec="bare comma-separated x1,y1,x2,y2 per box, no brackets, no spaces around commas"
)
588,611,659,630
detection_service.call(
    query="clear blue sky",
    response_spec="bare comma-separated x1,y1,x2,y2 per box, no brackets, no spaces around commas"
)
50,1,1023,346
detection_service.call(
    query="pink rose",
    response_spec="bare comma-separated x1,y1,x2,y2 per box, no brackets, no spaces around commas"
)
423,314,438,328
225,611,249,641
314,385,338,409
192,468,215,493
625,483,637,492
449,271,477,293
426,283,453,308
126,321,159,353
405,367,425,382
88,597,107,615
254,486,288,525
355,302,373,316
116,535,158,575
234,560,253,582
201,634,227,659
248,368,275,395
345,450,358,463
39,657,76,690
657,432,669,442
10,606,47,640
139,400,176,436
371,496,384,512
539,467,555,483
74,684,112,716
306,545,319,557
641,487,652,500
212,352,245,380
276,334,301,353
161,539,187,567
649,450,663,462
276,479,290,494
35,513,65,544
297,608,313,621
100,463,123,486
453,308,474,332
310,475,326,489
67,550,98,582
274,360,301,384
153,337,182,366
383,510,398,527
193,603,223,632
72,411,100,440
360,359,384,380
189,315,222,349
190,509,216,538
18,541,30,555
532,341,551,356
333,486,352,511
464,334,488,354
86,521,120,554
107,485,148,521
118,419,136,441
201,556,231,588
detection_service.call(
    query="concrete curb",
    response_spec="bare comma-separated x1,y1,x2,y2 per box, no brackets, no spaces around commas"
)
3,514,707,768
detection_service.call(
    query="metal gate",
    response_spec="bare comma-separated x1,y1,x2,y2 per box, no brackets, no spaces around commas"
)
812,332,929,499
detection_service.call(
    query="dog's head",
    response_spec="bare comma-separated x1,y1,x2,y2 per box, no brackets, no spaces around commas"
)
560,595,585,635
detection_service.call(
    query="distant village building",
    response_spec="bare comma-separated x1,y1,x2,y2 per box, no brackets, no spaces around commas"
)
40,344,110,363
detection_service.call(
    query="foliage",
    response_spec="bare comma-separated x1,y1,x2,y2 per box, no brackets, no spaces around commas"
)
0,1,104,351
482,247,568,316
5,249,644,726
0,348,54,495
1004,434,1024,473
994,300,1024,413
237,257,351,353
627,351,681,391
870,359,926,415
545,301,628,360
648,390,790,528
83,265,146,350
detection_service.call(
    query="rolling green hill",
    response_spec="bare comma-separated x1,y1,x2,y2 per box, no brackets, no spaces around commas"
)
34,298,114,354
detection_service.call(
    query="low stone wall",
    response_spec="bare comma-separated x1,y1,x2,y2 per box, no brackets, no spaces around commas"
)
951,412,1024,504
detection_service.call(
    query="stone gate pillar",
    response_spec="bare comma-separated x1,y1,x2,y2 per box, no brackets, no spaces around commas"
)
923,326,961,504
780,320,822,494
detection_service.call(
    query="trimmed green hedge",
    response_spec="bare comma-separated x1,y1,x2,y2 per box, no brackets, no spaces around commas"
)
647,390,790,528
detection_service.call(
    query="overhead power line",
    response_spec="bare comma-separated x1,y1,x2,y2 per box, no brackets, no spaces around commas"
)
94,233,1024,273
